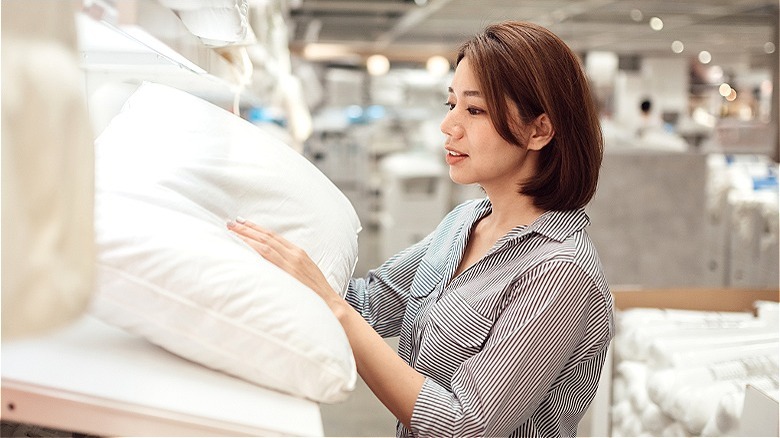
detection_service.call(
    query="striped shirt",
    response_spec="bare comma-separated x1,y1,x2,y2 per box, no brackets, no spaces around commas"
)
345,198,614,437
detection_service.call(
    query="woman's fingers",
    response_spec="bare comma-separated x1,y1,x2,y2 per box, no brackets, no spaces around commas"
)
234,232,281,263
226,217,338,298
228,217,297,253
228,219,287,259
227,218,313,277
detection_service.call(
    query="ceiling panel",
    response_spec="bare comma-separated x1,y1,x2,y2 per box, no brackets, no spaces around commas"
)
286,0,779,66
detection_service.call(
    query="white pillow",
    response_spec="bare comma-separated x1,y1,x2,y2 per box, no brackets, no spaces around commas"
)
90,82,359,403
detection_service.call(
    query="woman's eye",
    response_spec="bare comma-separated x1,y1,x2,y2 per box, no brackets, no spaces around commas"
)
444,102,484,115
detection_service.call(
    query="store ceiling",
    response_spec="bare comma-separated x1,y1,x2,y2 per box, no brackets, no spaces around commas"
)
286,0,779,67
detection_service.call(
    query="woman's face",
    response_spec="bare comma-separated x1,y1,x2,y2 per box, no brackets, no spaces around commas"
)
440,58,535,193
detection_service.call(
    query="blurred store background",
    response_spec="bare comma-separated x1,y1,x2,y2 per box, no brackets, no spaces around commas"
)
279,0,780,291
2,0,779,436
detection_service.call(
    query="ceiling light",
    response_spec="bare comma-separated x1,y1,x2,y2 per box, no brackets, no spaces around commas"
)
719,83,732,97
764,42,776,54
426,55,450,77
698,50,712,64
671,40,684,53
649,17,663,31
726,89,737,102
303,43,353,61
630,9,643,22
366,54,390,76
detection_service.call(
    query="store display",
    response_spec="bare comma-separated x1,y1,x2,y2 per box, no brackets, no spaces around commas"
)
611,302,778,436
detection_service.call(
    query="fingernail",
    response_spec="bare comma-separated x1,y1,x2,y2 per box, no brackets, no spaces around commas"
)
236,216,247,224
226,220,236,228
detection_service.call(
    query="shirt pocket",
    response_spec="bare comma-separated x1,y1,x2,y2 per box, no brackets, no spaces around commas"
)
414,291,493,388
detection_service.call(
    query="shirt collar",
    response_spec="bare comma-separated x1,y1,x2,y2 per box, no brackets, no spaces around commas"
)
474,198,591,243
524,208,591,242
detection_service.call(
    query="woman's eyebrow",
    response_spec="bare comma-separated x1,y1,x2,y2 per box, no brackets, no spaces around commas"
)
447,87,482,97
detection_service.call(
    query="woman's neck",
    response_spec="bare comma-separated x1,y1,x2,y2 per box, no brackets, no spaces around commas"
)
482,187,546,231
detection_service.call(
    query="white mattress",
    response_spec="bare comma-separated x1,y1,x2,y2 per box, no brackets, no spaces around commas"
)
1,315,323,436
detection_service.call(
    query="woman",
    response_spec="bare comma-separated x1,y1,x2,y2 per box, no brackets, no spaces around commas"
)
229,20,614,437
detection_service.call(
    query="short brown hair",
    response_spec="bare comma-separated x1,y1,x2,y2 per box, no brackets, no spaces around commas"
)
456,21,603,211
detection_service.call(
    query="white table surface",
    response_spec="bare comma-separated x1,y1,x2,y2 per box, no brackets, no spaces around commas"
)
1,315,323,436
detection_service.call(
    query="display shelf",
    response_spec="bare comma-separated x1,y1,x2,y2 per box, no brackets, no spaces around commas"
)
78,0,263,110
1,316,323,437
612,287,779,313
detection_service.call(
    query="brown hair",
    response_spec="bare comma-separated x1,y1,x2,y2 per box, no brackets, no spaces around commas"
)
456,21,603,211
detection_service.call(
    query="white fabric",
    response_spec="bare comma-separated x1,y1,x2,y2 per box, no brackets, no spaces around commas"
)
158,0,250,46
701,391,743,436
90,82,360,403
612,306,779,436
1,3,95,340
158,0,239,10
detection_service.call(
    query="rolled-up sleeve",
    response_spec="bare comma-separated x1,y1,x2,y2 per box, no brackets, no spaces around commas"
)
409,260,602,437
345,231,434,338
346,200,479,339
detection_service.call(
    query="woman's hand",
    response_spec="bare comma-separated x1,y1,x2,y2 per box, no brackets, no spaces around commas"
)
226,217,340,306
227,217,424,428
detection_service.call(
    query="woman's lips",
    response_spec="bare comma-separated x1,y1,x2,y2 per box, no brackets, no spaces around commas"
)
445,149,468,165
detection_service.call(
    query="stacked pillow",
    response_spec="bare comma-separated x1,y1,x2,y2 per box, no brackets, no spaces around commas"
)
91,82,359,403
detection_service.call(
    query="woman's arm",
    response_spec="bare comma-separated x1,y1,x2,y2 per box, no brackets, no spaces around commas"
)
333,300,425,427
227,218,425,427
345,231,434,338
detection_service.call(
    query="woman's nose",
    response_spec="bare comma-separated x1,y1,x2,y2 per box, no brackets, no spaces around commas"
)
440,111,463,139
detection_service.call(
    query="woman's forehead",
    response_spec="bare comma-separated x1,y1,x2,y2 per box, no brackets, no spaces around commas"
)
449,58,482,95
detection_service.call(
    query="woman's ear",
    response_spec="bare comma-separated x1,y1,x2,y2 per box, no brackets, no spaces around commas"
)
526,113,555,151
